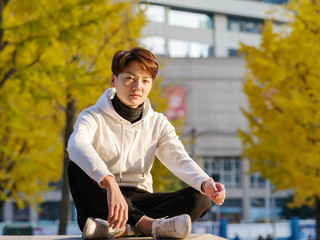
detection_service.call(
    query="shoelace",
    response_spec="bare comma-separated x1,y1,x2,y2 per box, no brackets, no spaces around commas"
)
154,217,175,235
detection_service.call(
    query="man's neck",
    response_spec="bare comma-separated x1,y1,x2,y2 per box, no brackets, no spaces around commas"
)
111,94,143,123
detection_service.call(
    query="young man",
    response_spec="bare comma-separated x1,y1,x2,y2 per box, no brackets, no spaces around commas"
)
67,47,226,239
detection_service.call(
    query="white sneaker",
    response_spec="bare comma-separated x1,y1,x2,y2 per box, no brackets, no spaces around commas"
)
151,214,192,239
82,217,120,239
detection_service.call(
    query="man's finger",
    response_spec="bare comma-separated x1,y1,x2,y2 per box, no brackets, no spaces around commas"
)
120,208,127,229
117,207,124,229
108,205,114,223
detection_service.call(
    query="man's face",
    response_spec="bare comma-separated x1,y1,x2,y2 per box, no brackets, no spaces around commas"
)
111,60,153,108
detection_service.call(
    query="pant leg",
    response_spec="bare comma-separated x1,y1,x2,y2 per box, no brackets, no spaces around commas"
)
122,187,212,222
67,161,145,230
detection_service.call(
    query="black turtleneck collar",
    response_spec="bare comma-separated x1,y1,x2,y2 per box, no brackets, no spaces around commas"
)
111,94,143,124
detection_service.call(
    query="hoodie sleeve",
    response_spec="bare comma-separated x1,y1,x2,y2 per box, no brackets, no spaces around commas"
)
67,109,114,186
155,117,211,193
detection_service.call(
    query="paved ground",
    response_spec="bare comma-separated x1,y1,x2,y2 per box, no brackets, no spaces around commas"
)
0,234,227,240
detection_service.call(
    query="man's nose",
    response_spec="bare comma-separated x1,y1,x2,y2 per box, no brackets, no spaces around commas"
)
133,80,142,90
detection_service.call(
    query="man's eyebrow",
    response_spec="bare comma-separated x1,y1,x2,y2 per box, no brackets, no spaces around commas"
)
125,71,150,78
125,71,136,75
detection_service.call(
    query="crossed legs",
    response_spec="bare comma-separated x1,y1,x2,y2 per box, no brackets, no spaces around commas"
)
68,161,212,232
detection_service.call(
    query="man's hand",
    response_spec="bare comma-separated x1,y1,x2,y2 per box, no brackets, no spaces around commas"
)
201,179,226,205
100,176,128,229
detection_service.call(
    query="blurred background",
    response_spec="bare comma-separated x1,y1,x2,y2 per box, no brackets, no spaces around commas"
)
0,0,318,239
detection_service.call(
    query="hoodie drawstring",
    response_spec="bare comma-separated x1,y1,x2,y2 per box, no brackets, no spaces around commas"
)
140,120,145,178
119,121,124,182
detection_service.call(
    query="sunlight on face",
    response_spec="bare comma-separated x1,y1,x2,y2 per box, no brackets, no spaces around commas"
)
111,61,153,108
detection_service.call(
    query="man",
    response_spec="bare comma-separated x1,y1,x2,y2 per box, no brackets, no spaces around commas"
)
67,47,226,239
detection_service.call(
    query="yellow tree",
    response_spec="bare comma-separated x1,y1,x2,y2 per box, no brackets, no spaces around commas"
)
239,0,320,238
0,0,152,234
0,0,66,214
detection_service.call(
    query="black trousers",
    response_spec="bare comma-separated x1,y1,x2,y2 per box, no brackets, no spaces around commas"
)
68,161,212,231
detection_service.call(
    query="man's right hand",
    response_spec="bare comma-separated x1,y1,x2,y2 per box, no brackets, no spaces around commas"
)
100,175,128,229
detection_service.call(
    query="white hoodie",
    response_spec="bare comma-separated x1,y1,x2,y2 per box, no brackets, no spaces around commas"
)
67,88,210,193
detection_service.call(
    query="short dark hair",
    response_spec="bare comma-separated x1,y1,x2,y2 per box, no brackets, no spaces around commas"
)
111,47,159,80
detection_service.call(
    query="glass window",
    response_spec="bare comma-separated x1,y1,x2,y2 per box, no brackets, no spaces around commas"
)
251,198,265,207
250,173,266,188
223,199,242,207
140,4,165,23
140,36,165,55
169,40,212,58
228,49,239,57
224,174,232,183
224,159,232,171
39,202,60,221
228,16,263,33
204,156,242,188
168,9,213,29
213,160,220,170
13,203,29,222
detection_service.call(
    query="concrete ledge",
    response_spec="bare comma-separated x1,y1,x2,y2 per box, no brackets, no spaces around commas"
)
0,234,227,240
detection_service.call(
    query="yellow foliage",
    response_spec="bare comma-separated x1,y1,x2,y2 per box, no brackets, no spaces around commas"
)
239,0,320,208
0,0,147,209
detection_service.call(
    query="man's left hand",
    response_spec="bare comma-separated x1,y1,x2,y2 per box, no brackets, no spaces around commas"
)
202,179,226,205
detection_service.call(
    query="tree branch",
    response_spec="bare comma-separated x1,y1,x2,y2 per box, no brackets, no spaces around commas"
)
0,51,42,90
86,27,122,72
0,0,10,50
0,67,15,89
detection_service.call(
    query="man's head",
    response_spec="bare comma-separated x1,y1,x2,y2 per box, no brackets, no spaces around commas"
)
111,47,158,80
111,47,158,108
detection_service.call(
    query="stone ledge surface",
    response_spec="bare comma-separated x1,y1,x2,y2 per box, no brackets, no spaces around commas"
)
0,234,227,240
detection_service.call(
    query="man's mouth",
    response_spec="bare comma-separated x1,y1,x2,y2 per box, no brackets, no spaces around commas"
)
130,93,141,98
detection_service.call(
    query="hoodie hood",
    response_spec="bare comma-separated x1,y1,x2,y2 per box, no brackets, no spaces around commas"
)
96,88,154,123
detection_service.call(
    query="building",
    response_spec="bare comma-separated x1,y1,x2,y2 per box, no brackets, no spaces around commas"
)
140,0,292,223
1,0,292,225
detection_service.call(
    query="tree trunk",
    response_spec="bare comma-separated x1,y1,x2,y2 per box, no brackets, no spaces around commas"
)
316,197,320,240
0,201,4,220
58,96,76,235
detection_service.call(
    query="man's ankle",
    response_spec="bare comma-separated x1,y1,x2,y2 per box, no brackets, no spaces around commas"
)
136,216,154,235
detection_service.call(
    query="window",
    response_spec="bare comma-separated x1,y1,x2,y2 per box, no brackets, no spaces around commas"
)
228,49,239,57
228,16,263,33
251,198,265,207
13,203,29,222
204,156,242,188
39,202,60,221
219,199,242,223
140,4,165,23
250,173,266,188
140,36,166,55
169,40,213,58
168,9,213,29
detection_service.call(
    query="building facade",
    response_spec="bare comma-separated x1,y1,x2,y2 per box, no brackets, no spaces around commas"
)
140,0,292,223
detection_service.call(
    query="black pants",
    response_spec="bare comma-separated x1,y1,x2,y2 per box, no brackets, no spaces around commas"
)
68,161,212,231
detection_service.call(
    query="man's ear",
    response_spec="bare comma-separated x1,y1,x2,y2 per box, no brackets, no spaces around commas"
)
111,74,116,87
